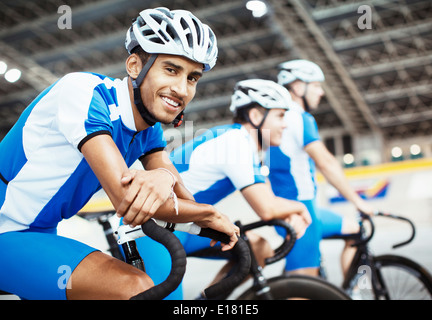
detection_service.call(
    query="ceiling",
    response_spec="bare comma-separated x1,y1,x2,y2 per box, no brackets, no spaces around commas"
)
1,0,431,157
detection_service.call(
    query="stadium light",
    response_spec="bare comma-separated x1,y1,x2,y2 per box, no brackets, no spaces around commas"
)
4,68,21,83
245,0,268,18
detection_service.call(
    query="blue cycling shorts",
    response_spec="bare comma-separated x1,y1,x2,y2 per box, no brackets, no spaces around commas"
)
275,200,343,271
0,230,97,300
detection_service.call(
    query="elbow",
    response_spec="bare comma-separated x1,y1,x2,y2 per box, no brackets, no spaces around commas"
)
256,206,276,221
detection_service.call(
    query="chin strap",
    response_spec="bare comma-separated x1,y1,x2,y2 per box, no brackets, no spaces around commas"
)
131,54,158,126
245,108,270,149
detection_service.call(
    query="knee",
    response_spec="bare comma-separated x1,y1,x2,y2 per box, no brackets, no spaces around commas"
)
341,218,360,235
246,231,274,266
119,271,154,300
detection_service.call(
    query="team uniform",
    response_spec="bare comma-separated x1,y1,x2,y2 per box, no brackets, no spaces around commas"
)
267,102,343,271
0,72,166,299
134,123,267,299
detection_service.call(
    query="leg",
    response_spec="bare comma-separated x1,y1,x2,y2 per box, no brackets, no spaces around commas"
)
280,200,321,276
67,251,153,300
206,231,274,286
340,218,360,277
318,207,360,277
0,230,152,300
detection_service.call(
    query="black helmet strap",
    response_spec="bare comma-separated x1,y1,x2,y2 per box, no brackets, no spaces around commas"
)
131,54,159,127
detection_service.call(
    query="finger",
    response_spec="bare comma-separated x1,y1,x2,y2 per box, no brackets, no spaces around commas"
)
122,191,149,225
221,233,238,252
121,170,138,186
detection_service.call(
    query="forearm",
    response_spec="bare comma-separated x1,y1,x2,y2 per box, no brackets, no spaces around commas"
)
153,197,216,225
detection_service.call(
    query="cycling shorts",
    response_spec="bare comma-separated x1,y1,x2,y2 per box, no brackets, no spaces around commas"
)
134,230,214,300
275,200,343,271
317,207,344,238
0,230,98,300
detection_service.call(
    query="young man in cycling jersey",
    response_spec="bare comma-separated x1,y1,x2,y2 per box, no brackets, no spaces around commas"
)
0,8,239,300
132,79,312,299
266,59,375,277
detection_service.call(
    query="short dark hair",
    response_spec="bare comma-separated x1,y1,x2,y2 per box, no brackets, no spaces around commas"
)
233,103,266,124
130,46,151,65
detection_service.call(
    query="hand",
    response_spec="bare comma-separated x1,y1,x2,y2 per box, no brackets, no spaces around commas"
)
117,169,175,227
355,199,375,216
285,211,311,239
197,212,240,252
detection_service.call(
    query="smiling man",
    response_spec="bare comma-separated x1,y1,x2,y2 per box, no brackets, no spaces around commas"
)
0,7,239,300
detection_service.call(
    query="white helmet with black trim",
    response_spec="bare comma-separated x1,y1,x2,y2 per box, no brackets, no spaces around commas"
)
125,7,218,72
230,79,293,115
277,59,325,86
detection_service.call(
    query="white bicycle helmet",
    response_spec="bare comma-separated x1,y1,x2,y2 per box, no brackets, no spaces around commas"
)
125,7,218,72
230,79,292,114
277,59,325,86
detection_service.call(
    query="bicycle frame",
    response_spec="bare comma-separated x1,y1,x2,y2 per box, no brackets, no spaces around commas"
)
331,211,421,300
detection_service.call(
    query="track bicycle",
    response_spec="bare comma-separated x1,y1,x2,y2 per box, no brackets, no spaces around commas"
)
0,212,251,300
187,218,350,300
321,211,432,300
79,210,350,300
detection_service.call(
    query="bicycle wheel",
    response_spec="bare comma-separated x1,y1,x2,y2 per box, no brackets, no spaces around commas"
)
345,254,432,300
237,275,350,300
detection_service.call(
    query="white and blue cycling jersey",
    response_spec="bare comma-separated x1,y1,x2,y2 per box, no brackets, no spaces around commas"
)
0,72,166,234
266,103,320,201
170,123,266,204
135,123,267,300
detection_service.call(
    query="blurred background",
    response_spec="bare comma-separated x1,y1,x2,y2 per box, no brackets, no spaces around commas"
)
1,0,431,166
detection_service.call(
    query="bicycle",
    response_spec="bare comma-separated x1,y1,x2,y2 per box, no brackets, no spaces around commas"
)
78,210,350,300
320,211,432,300
0,211,250,300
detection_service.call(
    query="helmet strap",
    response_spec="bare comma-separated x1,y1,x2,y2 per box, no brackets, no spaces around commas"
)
245,108,270,149
302,83,311,112
131,54,158,126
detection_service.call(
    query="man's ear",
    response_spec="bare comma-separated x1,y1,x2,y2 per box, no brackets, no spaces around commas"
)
290,80,306,97
248,108,264,127
125,54,142,79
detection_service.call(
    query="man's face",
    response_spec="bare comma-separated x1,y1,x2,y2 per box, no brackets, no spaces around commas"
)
260,108,287,147
303,81,325,110
140,54,203,125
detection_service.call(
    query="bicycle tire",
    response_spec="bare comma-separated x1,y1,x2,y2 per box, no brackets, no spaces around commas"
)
237,275,350,300
345,254,432,300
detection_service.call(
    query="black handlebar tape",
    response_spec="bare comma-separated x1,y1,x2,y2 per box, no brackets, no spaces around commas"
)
197,227,232,245
264,220,297,265
130,219,187,300
240,219,297,265
197,228,251,299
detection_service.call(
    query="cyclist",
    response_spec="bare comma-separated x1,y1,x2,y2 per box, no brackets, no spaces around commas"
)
0,7,239,300
131,79,312,299
266,59,375,277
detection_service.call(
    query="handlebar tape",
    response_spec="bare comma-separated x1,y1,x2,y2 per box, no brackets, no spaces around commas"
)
264,220,297,265
197,228,251,299
130,219,186,300
240,219,297,265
